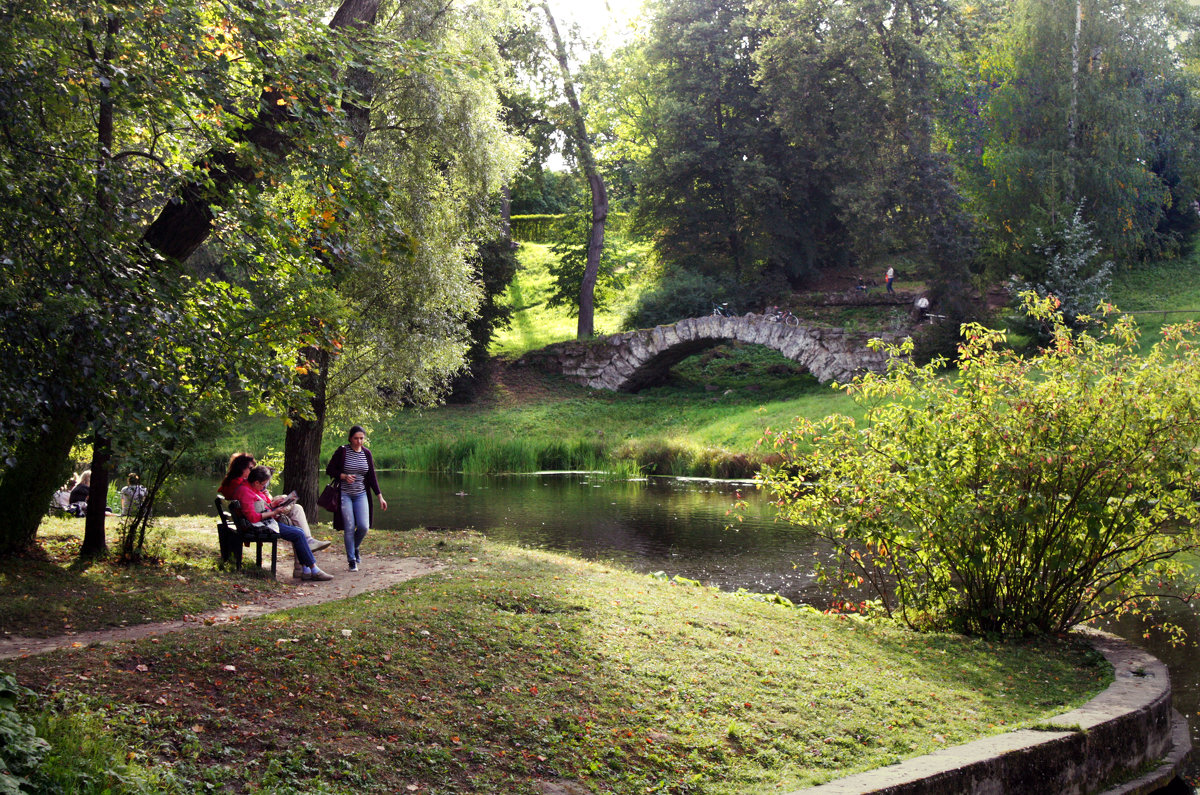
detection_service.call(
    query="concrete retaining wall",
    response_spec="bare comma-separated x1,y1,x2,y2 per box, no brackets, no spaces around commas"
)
791,631,1190,795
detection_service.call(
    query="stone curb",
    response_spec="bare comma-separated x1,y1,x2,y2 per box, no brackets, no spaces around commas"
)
789,630,1189,794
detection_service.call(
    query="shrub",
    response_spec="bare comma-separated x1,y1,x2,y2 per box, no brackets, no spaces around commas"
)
1010,207,1113,330
622,267,730,330
0,672,48,792
760,293,1200,638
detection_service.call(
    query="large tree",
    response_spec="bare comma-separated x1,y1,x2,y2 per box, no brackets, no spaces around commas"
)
635,0,833,292
947,0,1200,273
0,0,380,555
753,0,975,272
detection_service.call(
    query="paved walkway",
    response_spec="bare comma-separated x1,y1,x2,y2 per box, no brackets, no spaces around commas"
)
0,554,442,660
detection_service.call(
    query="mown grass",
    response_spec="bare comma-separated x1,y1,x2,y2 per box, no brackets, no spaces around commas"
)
491,242,637,357
4,522,1110,794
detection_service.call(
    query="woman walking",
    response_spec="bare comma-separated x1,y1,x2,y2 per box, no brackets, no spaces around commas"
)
326,425,387,571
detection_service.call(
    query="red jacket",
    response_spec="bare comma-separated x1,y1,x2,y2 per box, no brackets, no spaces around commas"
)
230,480,271,524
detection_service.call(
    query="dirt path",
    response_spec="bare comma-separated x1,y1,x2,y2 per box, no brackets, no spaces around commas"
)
0,554,442,660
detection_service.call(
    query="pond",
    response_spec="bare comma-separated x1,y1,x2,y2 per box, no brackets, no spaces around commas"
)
168,470,1200,775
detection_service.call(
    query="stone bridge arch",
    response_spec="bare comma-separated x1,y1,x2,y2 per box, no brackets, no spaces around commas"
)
519,315,902,392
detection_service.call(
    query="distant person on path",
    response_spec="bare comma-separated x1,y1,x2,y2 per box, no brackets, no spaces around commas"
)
326,425,387,572
885,266,895,294
232,466,333,581
119,473,146,515
218,452,329,554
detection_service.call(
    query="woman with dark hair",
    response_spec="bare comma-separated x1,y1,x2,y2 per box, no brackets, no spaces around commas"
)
217,453,256,500
218,452,331,557
232,466,334,581
325,425,387,571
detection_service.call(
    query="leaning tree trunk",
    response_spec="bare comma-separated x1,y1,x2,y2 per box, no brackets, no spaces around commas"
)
80,16,118,562
281,0,377,508
0,0,383,557
542,2,608,340
0,411,80,555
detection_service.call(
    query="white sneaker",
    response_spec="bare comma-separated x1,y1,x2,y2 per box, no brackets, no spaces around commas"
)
307,538,331,552
348,561,358,572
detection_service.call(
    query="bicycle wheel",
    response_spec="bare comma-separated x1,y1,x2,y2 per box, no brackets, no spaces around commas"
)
785,314,799,327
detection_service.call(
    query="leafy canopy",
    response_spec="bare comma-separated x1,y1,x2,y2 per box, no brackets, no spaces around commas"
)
761,294,1200,638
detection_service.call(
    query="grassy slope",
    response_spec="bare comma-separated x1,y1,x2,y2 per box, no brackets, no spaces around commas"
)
491,243,633,356
6,521,1108,794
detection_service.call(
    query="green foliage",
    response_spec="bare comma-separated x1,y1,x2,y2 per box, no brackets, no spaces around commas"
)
510,214,564,243
754,0,977,272
946,0,1200,270
546,210,638,316
1011,206,1114,328
490,243,638,355
0,672,48,793
510,212,630,243
636,0,828,286
0,0,377,553
762,293,1200,637
622,265,730,329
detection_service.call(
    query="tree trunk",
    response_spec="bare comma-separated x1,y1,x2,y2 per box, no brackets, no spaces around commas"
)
80,16,117,562
0,411,80,555
80,430,111,559
283,347,330,518
541,2,608,340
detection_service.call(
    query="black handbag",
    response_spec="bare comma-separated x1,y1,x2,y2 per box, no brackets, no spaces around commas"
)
317,479,339,513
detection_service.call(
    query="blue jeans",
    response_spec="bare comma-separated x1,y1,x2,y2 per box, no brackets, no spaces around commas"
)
340,490,370,562
278,521,315,567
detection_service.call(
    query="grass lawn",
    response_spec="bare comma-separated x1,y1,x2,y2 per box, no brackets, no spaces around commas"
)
491,243,634,357
4,520,1109,794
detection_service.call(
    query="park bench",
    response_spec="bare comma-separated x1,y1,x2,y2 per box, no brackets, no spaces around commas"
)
214,497,279,578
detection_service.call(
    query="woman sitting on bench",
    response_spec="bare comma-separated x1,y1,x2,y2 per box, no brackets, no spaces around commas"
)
231,466,334,582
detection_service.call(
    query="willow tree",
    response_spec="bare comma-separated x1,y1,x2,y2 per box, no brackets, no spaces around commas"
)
279,0,524,508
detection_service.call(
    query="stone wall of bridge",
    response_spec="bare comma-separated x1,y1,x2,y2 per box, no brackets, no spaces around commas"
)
518,314,904,392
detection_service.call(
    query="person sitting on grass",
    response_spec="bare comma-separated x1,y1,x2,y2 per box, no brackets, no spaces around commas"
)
231,466,334,582
119,473,147,516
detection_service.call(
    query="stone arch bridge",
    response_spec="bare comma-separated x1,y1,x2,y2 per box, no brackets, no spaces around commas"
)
518,314,904,393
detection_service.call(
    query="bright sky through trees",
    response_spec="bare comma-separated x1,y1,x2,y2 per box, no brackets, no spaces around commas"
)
551,0,644,49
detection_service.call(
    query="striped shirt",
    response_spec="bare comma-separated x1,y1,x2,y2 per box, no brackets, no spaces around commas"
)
341,448,370,496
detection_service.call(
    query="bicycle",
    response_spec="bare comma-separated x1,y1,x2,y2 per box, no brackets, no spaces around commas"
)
767,308,800,327
712,302,734,318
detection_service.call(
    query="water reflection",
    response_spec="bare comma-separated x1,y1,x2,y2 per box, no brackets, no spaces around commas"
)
168,471,827,600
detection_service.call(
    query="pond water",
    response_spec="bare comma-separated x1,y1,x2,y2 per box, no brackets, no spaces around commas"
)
168,471,1200,775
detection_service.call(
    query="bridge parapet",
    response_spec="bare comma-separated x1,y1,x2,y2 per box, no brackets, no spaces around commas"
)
518,314,905,393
